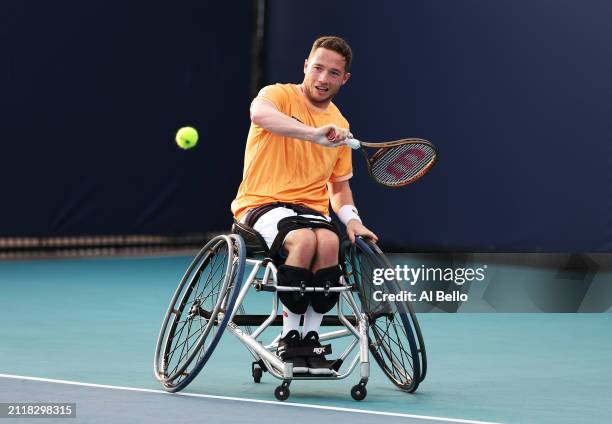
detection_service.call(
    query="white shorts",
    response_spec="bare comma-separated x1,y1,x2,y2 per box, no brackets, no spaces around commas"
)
240,206,331,252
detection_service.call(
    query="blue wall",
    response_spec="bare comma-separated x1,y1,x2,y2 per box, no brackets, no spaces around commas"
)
2,1,611,252
265,0,612,251
1,1,252,237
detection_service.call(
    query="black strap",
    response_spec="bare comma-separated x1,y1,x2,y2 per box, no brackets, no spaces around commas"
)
280,344,332,359
243,202,341,263
269,216,340,259
244,202,325,228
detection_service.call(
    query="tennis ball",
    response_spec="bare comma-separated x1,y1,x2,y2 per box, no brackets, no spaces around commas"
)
175,126,198,149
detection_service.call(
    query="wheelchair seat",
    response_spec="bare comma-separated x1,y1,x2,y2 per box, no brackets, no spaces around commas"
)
231,221,270,256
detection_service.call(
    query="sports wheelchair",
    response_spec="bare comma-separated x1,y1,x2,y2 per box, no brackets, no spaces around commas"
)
153,222,427,401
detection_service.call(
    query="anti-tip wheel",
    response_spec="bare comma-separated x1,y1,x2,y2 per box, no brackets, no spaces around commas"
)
274,385,290,401
351,385,367,401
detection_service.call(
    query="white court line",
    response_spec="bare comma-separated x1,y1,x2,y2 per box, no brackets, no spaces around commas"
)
0,373,501,424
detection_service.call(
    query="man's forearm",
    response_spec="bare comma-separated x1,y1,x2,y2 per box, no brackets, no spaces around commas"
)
251,100,315,142
328,181,356,215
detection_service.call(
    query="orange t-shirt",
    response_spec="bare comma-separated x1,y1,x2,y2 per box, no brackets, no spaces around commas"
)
231,83,353,220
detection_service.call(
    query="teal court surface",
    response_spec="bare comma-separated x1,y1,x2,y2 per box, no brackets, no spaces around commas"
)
1,255,611,423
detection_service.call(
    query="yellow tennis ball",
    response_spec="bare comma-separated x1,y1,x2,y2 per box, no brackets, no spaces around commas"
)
175,126,198,149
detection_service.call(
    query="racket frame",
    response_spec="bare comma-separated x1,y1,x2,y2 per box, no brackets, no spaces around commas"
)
353,138,437,188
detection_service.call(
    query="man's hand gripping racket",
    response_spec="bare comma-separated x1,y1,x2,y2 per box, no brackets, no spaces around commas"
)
346,137,437,187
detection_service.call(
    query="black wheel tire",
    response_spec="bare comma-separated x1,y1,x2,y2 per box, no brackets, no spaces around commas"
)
342,237,426,393
351,385,367,401
253,366,263,383
274,386,290,401
154,235,246,392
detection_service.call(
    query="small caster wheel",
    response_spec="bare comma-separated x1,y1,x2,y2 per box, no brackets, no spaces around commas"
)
252,366,263,383
351,384,367,401
274,385,290,401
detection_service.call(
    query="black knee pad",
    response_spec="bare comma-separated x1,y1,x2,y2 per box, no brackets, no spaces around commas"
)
310,265,343,314
277,264,313,315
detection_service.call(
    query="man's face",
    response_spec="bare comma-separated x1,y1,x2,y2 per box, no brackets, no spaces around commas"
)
302,47,351,107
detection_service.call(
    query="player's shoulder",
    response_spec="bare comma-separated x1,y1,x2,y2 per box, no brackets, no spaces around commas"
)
257,83,295,99
328,101,350,127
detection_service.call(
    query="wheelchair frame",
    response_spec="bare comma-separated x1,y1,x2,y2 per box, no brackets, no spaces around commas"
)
222,256,371,400
154,232,426,401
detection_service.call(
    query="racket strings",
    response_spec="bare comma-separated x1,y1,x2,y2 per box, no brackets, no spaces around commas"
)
370,144,435,186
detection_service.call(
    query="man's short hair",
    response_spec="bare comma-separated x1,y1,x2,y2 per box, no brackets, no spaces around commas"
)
309,36,353,72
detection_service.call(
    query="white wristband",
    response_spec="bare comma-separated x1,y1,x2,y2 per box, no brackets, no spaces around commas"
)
338,204,362,225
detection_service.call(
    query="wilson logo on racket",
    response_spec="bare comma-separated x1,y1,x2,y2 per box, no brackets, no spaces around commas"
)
346,137,437,187
385,148,427,179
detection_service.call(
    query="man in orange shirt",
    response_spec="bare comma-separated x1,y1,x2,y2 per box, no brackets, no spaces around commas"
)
232,36,377,375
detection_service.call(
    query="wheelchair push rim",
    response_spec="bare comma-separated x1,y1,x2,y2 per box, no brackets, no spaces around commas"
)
344,237,426,392
363,239,428,383
154,234,245,390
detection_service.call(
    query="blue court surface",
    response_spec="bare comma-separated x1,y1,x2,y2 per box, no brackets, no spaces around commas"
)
1,255,611,424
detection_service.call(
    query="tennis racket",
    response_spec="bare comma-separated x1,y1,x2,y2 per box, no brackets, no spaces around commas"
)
346,137,437,187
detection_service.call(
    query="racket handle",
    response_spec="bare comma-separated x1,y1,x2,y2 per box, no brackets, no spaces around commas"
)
346,138,361,150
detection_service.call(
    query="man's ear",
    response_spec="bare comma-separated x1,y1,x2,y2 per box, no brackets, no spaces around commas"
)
342,72,351,85
303,59,308,74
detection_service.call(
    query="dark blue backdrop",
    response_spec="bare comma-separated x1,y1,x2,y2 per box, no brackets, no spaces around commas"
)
265,0,612,252
1,1,252,237
2,1,611,252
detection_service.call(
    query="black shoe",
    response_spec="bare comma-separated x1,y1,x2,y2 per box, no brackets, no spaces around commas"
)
276,330,308,374
302,331,335,375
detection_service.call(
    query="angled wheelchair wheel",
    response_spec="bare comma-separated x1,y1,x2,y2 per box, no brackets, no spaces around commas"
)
343,237,427,392
154,234,245,392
